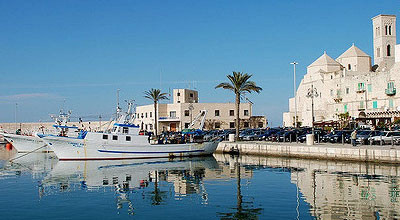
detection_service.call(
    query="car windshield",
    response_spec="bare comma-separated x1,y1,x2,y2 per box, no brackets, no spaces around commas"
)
358,131,371,135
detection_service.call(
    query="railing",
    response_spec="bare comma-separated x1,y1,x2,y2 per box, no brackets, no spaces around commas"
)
385,88,396,96
158,116,180,121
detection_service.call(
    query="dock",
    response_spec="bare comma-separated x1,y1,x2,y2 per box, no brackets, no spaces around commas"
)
216,142,400,164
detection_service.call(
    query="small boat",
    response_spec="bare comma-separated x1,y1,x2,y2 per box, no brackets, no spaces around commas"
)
1,110,78,153
42,101,219,160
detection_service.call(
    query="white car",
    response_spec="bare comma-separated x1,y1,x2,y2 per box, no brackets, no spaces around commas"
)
368,131,400,145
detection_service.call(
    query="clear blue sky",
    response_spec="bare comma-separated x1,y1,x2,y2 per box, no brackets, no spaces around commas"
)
0,0,399,125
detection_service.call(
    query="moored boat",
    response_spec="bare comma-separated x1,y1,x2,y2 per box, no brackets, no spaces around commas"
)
43,101,219,160
1,110,78,153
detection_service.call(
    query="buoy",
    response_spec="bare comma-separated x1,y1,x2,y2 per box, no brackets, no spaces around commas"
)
5,142,13,151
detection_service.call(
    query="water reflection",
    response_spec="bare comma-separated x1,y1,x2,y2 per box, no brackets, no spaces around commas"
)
2,145,400,219
215,154,400,220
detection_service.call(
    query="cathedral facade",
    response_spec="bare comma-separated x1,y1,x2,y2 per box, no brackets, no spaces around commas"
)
283,14,400,128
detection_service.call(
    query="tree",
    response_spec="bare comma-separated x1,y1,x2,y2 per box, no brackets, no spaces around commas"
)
144,89,169,137
215,72,262,141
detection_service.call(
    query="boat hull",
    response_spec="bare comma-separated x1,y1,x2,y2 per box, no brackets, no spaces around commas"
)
1,133,49,153
42,136,219,160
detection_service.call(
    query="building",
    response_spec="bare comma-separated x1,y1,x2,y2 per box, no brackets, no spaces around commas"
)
133,88,267,132
283,14,400,128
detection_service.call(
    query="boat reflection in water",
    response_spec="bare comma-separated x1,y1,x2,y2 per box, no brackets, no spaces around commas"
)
40,156,222,214
0,149,56,180
215,154,400,220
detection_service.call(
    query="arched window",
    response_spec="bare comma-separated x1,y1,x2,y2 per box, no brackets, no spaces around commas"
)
348,64,351,70
387,45,391,56
389,26,392,35
385,25,388,35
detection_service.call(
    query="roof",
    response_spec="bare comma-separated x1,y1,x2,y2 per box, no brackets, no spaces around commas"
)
337,44,370,59
308,52,341,68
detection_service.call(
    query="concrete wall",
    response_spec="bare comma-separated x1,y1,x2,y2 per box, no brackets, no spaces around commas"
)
216,142,400,164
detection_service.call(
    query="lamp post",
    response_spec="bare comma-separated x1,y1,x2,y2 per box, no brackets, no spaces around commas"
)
290,62,298,128
306,84,318,137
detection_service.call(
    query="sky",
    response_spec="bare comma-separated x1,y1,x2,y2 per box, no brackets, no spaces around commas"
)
0,0,399,126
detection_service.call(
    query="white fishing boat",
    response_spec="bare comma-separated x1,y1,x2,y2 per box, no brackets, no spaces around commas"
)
42,101,219,160
1,110,78,153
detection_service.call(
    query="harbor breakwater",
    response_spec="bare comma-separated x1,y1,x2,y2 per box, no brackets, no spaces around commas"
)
216,141,400,164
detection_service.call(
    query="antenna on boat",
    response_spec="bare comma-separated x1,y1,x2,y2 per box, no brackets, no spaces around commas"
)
116,89,121,120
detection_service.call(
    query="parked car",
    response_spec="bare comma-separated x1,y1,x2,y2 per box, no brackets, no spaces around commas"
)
329,130,352,143
369,131,400,145
356,130,381,144
242,130,264,141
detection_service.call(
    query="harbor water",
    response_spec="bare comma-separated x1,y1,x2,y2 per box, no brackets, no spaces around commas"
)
1,146,400,219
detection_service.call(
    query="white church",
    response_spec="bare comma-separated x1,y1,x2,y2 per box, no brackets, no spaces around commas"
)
283,14,400,128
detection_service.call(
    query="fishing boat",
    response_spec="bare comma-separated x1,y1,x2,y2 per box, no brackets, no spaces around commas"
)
42,101,219,160
1,110,78,153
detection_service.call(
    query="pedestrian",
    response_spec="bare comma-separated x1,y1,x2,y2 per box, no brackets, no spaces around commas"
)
351,130,357,146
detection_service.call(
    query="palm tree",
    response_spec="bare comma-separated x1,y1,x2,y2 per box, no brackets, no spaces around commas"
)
215,72,262,141
144,89,169,138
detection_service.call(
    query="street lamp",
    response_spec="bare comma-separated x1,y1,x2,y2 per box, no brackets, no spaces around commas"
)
306,84,318,137
290,62,298,128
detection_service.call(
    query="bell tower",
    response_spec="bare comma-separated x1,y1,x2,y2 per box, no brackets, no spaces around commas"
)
372,14,396,68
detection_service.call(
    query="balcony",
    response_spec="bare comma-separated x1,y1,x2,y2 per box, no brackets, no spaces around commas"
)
158,116,180,122
356,89,365,93
385,88,396,96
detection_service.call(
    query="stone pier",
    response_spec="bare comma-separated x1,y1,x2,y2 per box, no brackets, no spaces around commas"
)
216,141,400,164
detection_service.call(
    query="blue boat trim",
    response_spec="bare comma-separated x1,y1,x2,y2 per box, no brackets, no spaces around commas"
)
114,123,140,128
98,149,205,154
53,125,79,129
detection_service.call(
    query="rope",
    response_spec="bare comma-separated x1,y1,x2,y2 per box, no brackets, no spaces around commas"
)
9,144,48,162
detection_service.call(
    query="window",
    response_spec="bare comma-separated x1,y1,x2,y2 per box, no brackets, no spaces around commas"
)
123,127,129,134
360,101,364,109
388,81,395,90
389,99,394,108
150,124,153,130
103,134,108,140
150,112,152,118
190,93,194,98
229,122,235,128
344,104,348,113
367,84,372,92
141,113,144,118
389,25,392,35
113,135,118,140
385,25,388,35
244,110,249,116
377,47,380,57
184,123,190,128
126,136,131,141
177,92,180,96
373,101,378,109
244,122,249,128
145,124,148,130
258,122,264,128
170,111,176,117
145,113,148,118
215,110,220,116
215,122,221,129
346,88,350,94
184,110,190,116
177,101,180,103
357,83,365,91
229,110,234,116
348,64,351,70
387,45,391,56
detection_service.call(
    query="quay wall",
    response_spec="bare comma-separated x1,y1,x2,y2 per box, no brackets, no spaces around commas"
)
216,142,400,164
